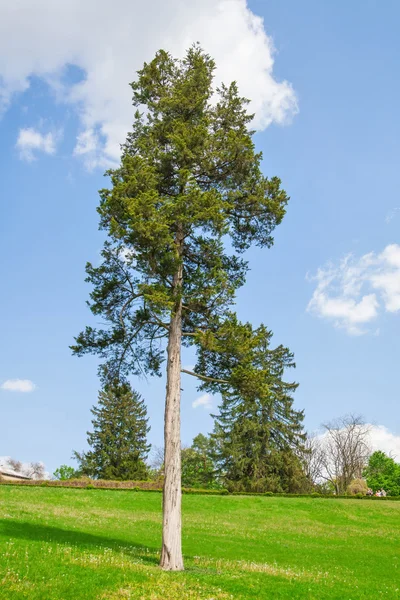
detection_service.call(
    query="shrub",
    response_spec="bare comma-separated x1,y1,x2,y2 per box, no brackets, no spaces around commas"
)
347,478,368,496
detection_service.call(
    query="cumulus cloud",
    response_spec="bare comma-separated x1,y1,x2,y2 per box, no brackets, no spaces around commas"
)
307,244,400,334
192,393,213,410
0,0,298,169
1,379,36,392
16,127,59,161
369,425,400,460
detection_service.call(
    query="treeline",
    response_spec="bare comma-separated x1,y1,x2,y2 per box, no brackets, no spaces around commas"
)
154,433,309,493
9,383,398,497
64,332,311,494
54,385,400,497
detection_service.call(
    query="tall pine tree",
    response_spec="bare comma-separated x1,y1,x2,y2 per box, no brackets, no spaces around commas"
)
72,46,292,569
74,382,150,480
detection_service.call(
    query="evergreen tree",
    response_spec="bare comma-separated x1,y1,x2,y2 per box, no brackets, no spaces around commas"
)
74,382,150,480
71,46,291,569
208,320,307,493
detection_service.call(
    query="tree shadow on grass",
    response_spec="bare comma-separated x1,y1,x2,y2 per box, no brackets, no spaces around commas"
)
0,519,159,566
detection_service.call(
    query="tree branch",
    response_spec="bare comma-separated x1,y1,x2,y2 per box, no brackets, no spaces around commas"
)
148,313,170,330
181,369,229,385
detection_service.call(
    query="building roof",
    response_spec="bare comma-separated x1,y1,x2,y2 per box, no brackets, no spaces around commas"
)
0,469,31,480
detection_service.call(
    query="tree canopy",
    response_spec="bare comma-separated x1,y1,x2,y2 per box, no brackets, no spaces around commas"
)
71,46,288,387
363,451,400,496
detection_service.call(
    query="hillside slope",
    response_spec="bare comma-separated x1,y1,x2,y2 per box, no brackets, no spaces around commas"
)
0,487,399,599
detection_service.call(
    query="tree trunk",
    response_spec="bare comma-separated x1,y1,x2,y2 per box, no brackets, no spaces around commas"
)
160,247,184,571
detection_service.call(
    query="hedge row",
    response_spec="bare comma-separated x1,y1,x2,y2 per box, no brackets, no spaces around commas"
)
231,491,400,500
1,479,399,500
0,478,162,490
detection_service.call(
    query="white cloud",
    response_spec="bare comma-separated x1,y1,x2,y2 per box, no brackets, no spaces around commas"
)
73,128,110,170
369,425,400,460
307,244,400,334
1,379,36,393
16,127,58,161
192,393,213,410
0,0,298,169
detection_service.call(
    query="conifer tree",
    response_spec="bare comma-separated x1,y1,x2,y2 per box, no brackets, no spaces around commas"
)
203,319,307,492
74,382,150,480
72,46,292,570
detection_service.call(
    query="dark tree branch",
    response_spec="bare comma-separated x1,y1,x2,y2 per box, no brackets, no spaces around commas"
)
181,368,229,385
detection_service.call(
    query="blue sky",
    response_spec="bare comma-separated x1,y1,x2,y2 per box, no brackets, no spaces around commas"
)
1,0,399,475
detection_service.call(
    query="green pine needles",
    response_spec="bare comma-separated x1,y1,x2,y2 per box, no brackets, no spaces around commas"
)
71,45,288,383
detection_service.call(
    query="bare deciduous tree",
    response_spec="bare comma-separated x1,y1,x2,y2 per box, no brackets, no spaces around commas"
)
7,458,22,472
149,446,165,477
26,462,46,480
319,415,371,495
301,434,325,488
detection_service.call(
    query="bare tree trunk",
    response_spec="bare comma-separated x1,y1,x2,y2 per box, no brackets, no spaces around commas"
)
160,244,184,571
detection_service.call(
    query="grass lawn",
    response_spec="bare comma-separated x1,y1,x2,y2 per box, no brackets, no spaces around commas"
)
0,487,399,599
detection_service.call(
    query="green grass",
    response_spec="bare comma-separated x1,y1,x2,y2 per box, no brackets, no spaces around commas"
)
0,487,399,599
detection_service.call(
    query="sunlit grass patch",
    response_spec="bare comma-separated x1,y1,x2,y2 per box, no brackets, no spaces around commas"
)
100,577,233,600
0,487,399,599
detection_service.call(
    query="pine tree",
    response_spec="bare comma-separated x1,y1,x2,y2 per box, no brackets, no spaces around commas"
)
74,382,150,480
71,46,291,570
207,319,307,493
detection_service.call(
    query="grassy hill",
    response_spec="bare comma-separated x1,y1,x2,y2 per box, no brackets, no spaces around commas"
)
0,486,399,599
